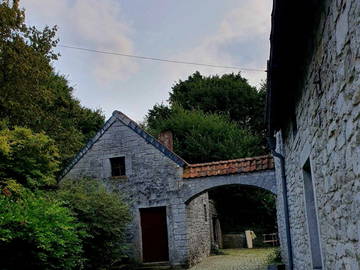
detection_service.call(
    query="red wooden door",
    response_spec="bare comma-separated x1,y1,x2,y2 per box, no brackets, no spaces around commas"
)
140,207,169,262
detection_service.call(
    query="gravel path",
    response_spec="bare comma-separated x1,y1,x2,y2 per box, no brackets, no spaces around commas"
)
189,248,276,270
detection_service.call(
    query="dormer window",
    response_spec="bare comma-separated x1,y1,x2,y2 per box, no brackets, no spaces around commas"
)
110,157,126,177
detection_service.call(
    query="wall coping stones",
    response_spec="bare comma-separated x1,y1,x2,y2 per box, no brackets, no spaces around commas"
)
183,155,274,179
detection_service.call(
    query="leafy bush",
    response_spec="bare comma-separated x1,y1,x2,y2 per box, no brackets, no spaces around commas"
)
0,127,60,189
0,191,86,270
58,178,131,269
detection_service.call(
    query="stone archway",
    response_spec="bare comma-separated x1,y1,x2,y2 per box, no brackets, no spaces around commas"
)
178,169,277,266
179,170,276,204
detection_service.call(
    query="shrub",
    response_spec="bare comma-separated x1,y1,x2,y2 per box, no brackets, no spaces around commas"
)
58,178,131,269
0,190,86,270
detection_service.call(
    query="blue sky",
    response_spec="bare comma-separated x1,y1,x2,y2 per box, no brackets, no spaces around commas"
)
22,0,272,121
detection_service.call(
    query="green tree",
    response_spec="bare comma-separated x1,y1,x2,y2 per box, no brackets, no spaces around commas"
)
0,0,59,127
0,127,60,189
145,72,267,163
147,106,263,163
0,189,86,270
0,1,105,167
58,178,131,269
36,73,105,165
169,71,266,134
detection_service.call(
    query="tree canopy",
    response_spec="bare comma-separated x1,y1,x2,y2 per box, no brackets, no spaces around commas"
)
0,1,105,167
145,72,267,163
0,2,130,269
147,106,263,163
169,71,266,134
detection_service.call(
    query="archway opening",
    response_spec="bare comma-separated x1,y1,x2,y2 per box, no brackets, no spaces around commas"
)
185,184,278,266
208,185,277,250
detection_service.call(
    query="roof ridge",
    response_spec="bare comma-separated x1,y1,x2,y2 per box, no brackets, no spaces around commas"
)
112,110,187,166
60,110,188,179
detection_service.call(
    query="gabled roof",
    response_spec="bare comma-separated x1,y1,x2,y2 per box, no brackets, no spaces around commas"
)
183,155,274,179
112,111,187,167
60,110,187,179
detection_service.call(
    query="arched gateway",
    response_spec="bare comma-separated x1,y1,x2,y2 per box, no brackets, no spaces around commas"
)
179,157,276,203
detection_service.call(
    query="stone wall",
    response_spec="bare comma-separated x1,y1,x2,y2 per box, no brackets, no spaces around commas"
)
63,112,279,268
63,119,188,266
186,192,211,267
274,0,360,268
209,199,222,249
179,170,277,203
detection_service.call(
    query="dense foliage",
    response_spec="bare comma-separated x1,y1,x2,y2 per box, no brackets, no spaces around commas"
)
58,179,131,270
0,1,105,168
0,126,131,269
0,127,60,189
0,186,86,270
169,71,266,134
0,2,130,269
148,106,263,163
145,72,267,163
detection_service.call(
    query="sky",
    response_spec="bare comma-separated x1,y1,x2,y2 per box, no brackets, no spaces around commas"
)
21,0,272,121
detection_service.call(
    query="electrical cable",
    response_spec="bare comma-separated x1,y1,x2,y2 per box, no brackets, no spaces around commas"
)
59,44,266,72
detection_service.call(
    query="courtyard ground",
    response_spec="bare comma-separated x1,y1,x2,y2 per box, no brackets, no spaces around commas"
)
189,248,277,270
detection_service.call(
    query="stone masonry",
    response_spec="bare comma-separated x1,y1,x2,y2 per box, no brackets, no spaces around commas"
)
63,112,188,266
62,111,277,268
186,192,211,267
273,0,360,268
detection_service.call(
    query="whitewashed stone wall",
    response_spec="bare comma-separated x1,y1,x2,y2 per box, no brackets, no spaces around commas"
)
274,0,360,268
186,192,211,267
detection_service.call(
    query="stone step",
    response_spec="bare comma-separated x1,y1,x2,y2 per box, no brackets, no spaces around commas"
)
136,261,172,270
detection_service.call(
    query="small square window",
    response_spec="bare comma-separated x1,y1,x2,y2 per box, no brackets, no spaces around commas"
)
110,157,126,177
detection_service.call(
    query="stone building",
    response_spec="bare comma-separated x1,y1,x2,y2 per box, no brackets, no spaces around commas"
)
61,110,276,268
266,0,360,269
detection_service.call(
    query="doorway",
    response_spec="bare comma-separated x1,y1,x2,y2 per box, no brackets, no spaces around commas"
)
303,160,323,269
140,207,169,262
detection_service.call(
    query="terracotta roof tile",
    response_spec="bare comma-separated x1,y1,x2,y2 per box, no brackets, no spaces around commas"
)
182,155,274,179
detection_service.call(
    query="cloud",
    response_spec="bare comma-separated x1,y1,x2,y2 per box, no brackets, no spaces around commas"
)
21,0,137,82
164,0,271,87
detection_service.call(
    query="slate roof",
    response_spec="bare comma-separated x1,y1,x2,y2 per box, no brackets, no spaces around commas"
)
182,155,274,179
60,110,187,179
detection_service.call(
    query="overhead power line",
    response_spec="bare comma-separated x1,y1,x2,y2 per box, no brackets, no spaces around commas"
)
59,44,266,72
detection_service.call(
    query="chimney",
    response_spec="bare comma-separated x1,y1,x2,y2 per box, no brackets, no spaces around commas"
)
158,130,173,151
